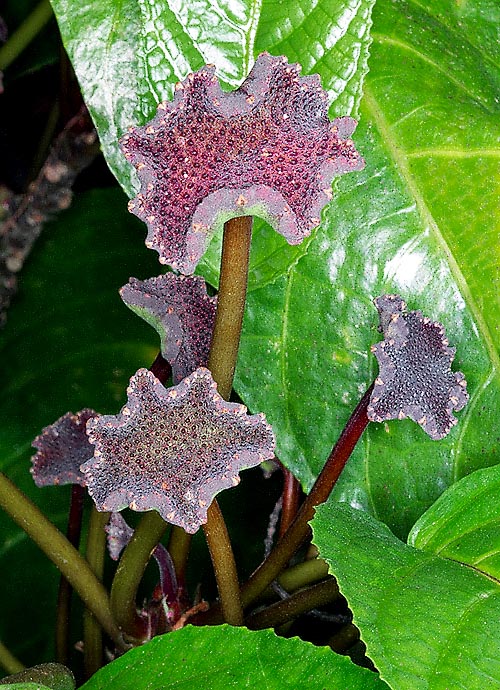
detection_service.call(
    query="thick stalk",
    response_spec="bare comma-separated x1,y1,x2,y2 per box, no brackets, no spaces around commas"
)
207,215,252,399
202,215,253,624
0,472,124,650
0,0,53,71
239,384,373,608
272,558,329,597
246,578,339,630
110,510,167,639
83,508,110,677
202,501,243,626
167,526,192,591
55,484,85,665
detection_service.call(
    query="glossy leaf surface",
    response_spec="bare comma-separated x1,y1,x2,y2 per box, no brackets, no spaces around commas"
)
51,0,499,539
409,463,500,579
50,0,375,288
236,0,500,536
80,625,387,689
312,499,500,690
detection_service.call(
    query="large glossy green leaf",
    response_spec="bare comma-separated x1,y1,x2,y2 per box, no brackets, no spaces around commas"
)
0,189,159,667
50,0,375,289
312,499,500,690
409,463,500,579
50,0,499,540
49,0,373,197
236,0,500,536
80,625,387,689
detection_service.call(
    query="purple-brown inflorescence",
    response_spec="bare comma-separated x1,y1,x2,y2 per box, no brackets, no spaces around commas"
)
120,52,364,274
31,409,98,486
82,367,275,533
367,295,469,440
120,274,216,384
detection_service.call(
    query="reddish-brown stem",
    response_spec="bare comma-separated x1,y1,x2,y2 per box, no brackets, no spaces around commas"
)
279,468,301,538
203,500,243,626
195,383,373,626
55,484,85,665
239,383,373,608
208,215,252,400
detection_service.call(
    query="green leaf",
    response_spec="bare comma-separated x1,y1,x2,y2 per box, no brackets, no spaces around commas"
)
50,0,499,537
49,0,263,198
80,625,387,690
50,0,375,289
409,463,500,580
2,683,51,690
0,662,75,690
0,188,158,665
235,0,500,537
312,500,500,690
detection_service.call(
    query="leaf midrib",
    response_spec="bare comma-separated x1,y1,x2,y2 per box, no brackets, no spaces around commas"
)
361,85,500,376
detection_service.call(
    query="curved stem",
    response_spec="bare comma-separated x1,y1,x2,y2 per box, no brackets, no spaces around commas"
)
0,640,24,675
329,624,360,654
83,508,110,677
110,510,167,640
246,578,339,630
0,472,124,650
239,384,373,608
202,500,243,626
55,484,85,665
0,0,53,71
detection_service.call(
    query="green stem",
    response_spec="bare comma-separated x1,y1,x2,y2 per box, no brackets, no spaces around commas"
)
246,578,339,630
207,215,253,399
239,384,373,608
202,215,253,625
275,558,329,595
0,472,124,650
167,526,191,590
329,624,360,654
0,0,53,71
55,484,85,665
0,640,24,675
110,510,167,640
202,501,243,626
83,508,110,678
